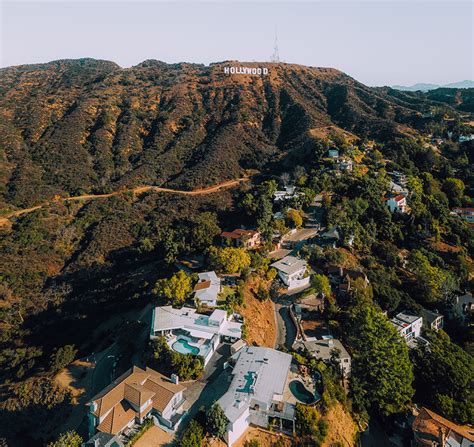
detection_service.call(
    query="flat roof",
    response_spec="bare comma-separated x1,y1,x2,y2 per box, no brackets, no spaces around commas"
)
218,347,292,423
271,256,307,275
294,339,350,361
153,306,242,339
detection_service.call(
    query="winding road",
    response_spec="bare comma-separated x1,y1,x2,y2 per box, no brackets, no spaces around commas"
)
0,177,249,227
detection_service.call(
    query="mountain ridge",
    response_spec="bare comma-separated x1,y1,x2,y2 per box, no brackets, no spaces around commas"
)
0,58,456,209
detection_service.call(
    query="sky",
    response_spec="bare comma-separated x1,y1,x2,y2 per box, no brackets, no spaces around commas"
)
1,0,473,86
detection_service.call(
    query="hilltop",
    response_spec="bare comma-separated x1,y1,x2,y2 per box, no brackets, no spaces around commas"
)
1,58,435,209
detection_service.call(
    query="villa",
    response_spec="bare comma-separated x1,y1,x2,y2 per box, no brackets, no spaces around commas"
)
390,311,428,348
273,185,301,202
451,207,474,224
221,229,261,249
385,194,407,213
294,338,351,378
412,407,474,446
86,366,186,442
194,271,221,307
151,306,242,365
271,255,309,290
421,309,444,332
218,347,295,446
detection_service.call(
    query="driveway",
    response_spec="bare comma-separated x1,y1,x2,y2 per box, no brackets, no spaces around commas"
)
273,292,299,349
178,345,232,437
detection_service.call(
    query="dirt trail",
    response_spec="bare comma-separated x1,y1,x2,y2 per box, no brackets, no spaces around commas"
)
0,177,249,227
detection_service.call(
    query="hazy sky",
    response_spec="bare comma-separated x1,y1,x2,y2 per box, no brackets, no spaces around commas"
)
1,0,473,86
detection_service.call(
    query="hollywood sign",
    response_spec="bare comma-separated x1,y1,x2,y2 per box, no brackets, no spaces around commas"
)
223,66,269,76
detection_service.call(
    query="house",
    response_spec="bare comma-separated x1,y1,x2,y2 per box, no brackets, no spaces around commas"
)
82,432,124,447
449,292,474,324
412,406,474,447
421,309,444,332
218,347,294,446
385,194,407,213
151,306,242,365
194,271,221,307
451,208,474,224
221,229,261,249
86,366,186,441
293,338,351,378
390,311,428,348
328,149,339,158
339,158,353,172
389,180,408,195
270,255,309,289
273,185,300,202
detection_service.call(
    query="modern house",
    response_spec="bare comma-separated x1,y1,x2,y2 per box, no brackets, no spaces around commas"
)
390,311,427,348
389,180,408,195
385,194,407,213
412,407,474,447
294,338,351,378
86,366,186,442
221,229,261,249
451,207,474,224
274,185,300,202
218,347,295,446
339,158,353,172
151,306,242,365
271,255,309,290
421,309,444,332
194,271,221,307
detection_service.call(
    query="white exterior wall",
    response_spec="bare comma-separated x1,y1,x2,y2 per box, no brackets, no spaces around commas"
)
226,408,250,446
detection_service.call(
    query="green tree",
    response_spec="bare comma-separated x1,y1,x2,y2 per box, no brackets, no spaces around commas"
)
47,431,82,447
179,420,204,447
348,306,414,417
286,209,303,228
49,345,77,372
190,212,221,250
443,178,465,204
411,331,474,425
407,250,457,303
209,247,251,274
207,403,229,439
311,274,331,298
153,270,192,306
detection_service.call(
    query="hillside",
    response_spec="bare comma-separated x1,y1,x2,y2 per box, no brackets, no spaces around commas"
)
1,58,435,209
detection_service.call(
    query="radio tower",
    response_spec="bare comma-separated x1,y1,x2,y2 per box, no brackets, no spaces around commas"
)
271,29,280,63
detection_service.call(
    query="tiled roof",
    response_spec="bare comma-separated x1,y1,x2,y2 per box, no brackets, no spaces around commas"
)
89,366,185,434
413,407,474,443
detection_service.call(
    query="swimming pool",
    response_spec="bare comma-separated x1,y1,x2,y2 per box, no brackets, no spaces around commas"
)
289,380,316,404
172,338,200,355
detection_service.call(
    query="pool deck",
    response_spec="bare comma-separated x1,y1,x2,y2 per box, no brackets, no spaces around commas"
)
283,369,317,404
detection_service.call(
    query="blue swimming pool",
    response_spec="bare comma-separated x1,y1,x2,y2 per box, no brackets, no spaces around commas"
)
172,338,200,355
289,380,316,404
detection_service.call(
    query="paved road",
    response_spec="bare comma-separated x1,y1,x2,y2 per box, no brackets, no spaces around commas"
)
273,292,299,349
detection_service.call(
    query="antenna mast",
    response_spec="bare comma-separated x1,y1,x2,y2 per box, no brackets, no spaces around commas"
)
271,29,280,63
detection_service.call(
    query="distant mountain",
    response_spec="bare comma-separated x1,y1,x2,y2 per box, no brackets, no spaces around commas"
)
392,80,474,92
392,83,440,92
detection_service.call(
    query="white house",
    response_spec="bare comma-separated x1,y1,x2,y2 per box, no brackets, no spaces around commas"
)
270,255,309,289
273,186,301,202
86,366,186,440
390,311,426,348
218,347,294,446
293,338,351,378
194,271,221,307
385,194,407,213
421,309,444,332
151,306,242,365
